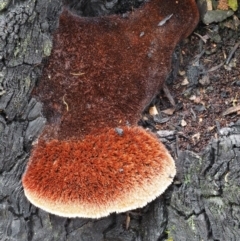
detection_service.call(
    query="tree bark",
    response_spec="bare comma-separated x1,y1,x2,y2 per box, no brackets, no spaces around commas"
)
0,0,240,240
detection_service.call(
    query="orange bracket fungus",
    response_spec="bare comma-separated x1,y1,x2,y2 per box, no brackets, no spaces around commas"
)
22,0,199,218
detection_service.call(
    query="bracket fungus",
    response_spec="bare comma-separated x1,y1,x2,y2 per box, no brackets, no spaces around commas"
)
22,0,199,218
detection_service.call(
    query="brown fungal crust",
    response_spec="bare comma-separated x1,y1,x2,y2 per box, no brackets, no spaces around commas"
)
35,0,199,140
22,0,199,217
22,127,175,218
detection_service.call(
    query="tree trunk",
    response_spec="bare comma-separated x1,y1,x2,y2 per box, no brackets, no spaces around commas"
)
0,0,240,240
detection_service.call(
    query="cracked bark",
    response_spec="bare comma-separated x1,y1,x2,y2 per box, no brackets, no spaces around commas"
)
0,0,240,240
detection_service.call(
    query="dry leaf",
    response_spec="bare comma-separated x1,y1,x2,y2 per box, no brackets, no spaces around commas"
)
223,16,240,30
189,95,196,101
217,0,228,10
181,78,189,85
161,108,175,115
192,132,200,140
181,119,187,127
208,126,216,131
192,133,200,144
194,97,202,104
222,105,240,116
233,15,240,28
179,70,186,76
199,75,210,86
149,106,158,115
206,0,213,10
189,95,202,104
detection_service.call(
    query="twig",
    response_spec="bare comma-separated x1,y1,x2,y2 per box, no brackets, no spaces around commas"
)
163,83,176,107
201,62,224,74
226,41,240,65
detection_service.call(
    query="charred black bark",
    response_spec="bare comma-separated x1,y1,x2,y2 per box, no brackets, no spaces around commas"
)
167,122,240,241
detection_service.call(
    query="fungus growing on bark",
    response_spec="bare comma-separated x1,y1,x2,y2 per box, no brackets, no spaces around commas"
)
22,0,199,218
23,127,176,218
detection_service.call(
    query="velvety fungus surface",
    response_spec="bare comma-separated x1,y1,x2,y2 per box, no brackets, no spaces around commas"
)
34,0,199,140
23,127,176,218
22,0,199,218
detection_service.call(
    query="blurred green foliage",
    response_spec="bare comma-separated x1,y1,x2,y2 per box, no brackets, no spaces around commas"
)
228,0,238,11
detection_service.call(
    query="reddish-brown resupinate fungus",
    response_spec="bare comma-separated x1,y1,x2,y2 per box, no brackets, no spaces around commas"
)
22,0,199,218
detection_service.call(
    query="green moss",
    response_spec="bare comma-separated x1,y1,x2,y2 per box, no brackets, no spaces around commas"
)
165,225,176,241
187,216,196,231
0,0,11,11
228,0,238,11
14,34,31,59
43,39,53,57
24,76,31,91
184,174,191,184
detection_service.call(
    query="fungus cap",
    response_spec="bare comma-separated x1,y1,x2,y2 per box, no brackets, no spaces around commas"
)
22,127,175,218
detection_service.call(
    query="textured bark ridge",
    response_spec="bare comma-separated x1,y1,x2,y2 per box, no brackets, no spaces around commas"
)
21,0,199,218
167,122,240,241
2,0,240,240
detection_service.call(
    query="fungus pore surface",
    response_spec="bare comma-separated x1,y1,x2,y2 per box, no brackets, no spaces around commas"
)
22,0,199,218
23,127,176,218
